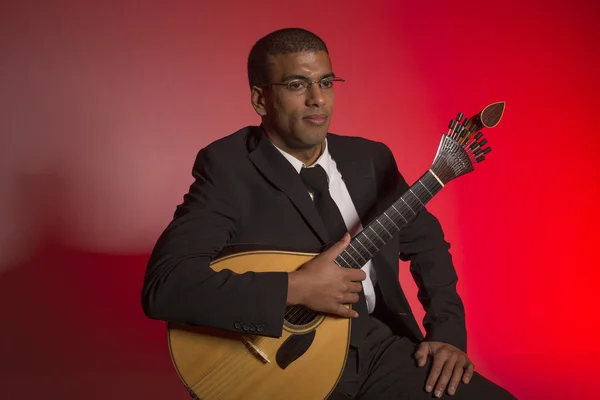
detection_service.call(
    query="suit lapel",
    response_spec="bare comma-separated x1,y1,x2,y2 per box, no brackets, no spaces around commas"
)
327,134,378,225
247,130,331,244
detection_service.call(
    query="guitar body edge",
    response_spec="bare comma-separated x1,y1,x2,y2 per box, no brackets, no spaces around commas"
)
167,250,352,400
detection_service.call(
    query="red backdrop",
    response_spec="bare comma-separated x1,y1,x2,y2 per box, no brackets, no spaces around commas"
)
1,1,599,399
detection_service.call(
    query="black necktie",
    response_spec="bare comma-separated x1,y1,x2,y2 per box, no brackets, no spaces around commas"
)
299,165,347,242
299,164,368,347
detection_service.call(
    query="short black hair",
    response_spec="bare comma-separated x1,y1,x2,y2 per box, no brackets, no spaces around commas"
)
247,28,329,88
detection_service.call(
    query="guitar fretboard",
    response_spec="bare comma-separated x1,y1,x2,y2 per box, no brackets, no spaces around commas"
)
335,170,444,270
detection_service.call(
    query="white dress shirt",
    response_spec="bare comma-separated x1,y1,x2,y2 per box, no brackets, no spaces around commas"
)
273,140,377,313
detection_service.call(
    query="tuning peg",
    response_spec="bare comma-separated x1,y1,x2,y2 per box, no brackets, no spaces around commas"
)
469,124,477,133
456,112,464,122
483,147,492,154
448,120,457,130
474,132,483,140
475,155,485,163
462,117,470,127
470,141,479,150
479,138,488,147
473,148,483,156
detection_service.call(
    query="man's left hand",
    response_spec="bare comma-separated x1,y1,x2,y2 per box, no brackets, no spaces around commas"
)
414,341,474,398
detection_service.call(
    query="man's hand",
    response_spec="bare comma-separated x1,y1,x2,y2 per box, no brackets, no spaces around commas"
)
414,341,474,398
287,233,366,318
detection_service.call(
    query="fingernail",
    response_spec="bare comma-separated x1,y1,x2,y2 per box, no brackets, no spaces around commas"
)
426,385,432,392
435,389,442,398
448,386,455,395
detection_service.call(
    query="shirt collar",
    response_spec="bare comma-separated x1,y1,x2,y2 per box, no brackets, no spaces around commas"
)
272,139,333,181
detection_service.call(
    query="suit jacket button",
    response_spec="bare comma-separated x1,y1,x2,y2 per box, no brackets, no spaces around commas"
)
243,323,250,331
257,324,265,332
234,321,242,330
249,324,257,332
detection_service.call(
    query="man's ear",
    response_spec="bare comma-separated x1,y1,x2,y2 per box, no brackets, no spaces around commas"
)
251,86,267,117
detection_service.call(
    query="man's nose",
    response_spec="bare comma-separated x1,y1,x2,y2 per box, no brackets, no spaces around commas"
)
305,83,325,107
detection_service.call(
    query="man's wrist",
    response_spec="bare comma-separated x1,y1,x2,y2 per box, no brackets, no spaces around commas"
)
286,271,303,306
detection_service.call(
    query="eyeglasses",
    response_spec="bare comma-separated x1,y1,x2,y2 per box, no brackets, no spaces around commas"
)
265,77,345,94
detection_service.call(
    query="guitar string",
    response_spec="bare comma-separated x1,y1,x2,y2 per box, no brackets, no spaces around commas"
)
206,322,343,400
186,343,241,392
208,316,349,399
204,332,294,398
199,336,280,399
197,342,252,399
209,335,282,398
197,337,270,399
191,340,254,397
233,337,283,392
190,325,282,396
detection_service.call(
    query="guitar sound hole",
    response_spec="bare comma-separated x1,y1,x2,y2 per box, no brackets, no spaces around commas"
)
284,305,320,329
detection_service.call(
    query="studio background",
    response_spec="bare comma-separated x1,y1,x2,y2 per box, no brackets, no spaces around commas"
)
1,1,598,399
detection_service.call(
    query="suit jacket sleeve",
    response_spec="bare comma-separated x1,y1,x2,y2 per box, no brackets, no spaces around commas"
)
141,145,289,338
378,143,467,352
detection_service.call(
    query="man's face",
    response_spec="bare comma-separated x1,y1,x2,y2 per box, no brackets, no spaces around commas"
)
254,51,336,150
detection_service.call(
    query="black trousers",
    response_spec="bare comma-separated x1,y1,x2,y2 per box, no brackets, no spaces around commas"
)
329,316,516,399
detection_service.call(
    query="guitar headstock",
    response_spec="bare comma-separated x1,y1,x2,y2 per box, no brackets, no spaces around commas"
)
430,102,505,185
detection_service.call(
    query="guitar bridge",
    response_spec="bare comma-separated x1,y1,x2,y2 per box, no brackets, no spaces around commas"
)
242,335,271,363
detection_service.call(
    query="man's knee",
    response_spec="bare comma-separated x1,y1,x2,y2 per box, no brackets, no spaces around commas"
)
454,372,516,400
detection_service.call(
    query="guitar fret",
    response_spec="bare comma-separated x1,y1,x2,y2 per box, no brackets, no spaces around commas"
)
361,231,377,248
337,252,352,268
354,236,373,257
348,243,368,264
429,168,444,187
368,226,385,244
391,205,408,223
419,179,434,197
376,220,392,238
406,194,421,210
343,249,361,268
409,189,425,206
383,211,400,230
401,198,416,215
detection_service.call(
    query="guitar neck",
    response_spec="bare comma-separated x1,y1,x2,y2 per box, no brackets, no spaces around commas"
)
335,170,444,270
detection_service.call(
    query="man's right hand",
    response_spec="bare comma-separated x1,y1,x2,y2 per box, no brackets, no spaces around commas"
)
287,233,367,318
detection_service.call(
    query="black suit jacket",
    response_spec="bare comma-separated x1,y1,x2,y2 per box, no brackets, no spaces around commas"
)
142,126,467,351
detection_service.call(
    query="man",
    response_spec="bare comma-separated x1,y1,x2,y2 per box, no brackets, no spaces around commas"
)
142,28,515,399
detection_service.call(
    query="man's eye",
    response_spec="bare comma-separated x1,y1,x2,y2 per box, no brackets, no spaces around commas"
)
287,81,305,90
320,80,334,89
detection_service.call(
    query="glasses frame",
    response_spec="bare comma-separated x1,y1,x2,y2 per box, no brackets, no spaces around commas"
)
263,77,345,94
